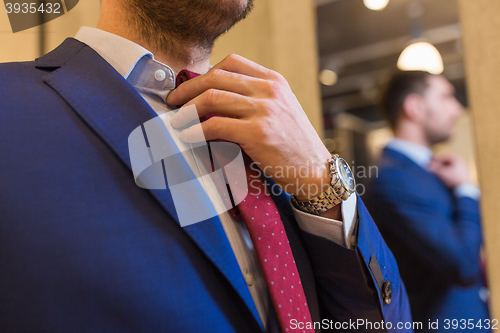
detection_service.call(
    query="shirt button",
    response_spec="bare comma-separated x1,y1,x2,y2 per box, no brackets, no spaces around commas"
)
244,272,255,287
154,69,166,82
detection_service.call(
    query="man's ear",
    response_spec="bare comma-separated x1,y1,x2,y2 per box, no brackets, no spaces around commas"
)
401,93,425,124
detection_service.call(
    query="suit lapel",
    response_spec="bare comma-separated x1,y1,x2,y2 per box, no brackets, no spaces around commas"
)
37,38,263,329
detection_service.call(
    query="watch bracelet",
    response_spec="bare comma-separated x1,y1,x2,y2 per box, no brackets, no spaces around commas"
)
292,155,352,215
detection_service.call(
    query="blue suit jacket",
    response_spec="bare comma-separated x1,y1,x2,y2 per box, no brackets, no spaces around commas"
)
365,148,489,332
0,38,411,332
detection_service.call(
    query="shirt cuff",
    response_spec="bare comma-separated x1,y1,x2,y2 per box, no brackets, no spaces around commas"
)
290,195,358,249
454,183,481,201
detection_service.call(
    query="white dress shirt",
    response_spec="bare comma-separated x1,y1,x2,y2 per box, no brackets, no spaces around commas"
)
74,26,358,328
386,138,481,200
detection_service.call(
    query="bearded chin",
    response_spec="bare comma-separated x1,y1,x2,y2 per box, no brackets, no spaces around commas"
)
125,0,254,63
425,129,451,146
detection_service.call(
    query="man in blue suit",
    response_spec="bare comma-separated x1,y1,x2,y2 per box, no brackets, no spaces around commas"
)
0,0,412,331
365,71,489,332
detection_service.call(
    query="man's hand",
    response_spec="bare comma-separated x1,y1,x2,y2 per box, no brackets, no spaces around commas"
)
428,154,470,189
167,54,332,204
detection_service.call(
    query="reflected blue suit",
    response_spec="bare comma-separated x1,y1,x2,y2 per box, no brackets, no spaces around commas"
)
365,147,489,332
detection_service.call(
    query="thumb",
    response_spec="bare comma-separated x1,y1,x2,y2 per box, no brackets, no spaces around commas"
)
428,159,441,171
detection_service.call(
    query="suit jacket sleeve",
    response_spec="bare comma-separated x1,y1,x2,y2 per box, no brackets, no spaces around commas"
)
299,195,413,332
368,167,482,286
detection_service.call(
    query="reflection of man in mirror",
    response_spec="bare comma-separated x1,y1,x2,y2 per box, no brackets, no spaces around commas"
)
366,70,489,332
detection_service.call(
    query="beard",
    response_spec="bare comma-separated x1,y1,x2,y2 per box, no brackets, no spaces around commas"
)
424,130,451,146
124,0,254,64
423,122,453,146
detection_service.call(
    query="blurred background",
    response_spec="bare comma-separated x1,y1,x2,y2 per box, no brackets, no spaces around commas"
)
316,0,477,193
1,0,499,319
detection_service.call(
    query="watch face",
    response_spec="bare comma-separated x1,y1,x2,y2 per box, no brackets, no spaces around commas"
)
336,157,356,192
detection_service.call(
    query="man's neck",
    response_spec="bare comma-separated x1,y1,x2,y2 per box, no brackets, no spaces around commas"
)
394,123,432,149
96,8,211,74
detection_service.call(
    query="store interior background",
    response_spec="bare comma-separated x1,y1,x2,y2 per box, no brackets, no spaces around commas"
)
1,0,497,319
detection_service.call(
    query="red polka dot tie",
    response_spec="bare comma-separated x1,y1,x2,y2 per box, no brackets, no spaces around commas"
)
176,70,314,332
237,154,314,333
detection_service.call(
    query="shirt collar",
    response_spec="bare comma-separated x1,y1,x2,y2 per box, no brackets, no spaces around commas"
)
75,26,155,78
74,26,177,102
386,138,433,169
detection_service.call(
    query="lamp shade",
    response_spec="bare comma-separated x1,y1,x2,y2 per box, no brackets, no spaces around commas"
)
319,69,338,86
397,41,444,74
363,0,390,11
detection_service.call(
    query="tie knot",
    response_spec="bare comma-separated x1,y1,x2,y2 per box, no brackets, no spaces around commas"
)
176,69,201,88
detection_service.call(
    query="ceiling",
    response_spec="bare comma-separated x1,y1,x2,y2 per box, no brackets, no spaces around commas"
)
315,0,466,123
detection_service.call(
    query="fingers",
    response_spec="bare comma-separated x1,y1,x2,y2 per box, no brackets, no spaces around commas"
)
429,158,449,174
432,155,466,170
434,157,454,165
167,54,284,106
434,153,462,161
428,160,438,171
179,116,250,144
212,54,279,80
167,68,263,106
428,164,442,175
170,90,256,128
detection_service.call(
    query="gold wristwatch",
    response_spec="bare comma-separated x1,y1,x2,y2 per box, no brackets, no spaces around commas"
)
291,154,356,215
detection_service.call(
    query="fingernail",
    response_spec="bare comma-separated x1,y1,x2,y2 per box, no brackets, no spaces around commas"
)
170,104,200,129
179,123,206,143
170,111,181,128
179,129,189,142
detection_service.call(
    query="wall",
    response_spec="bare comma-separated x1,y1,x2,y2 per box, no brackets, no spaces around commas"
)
459,0,500,320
